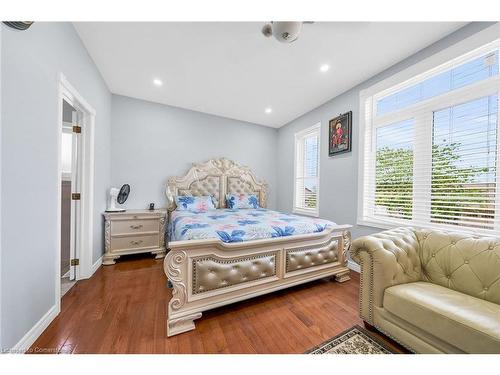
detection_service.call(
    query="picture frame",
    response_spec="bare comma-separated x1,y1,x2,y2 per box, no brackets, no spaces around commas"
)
329,111,352,156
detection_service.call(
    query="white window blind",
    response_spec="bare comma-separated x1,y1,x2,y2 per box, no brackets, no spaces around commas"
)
360,42,500,235
374,119,415,221
294,123,320,216
431,95,498,230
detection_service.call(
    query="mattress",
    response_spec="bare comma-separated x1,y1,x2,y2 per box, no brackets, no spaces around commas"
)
169,208,335,243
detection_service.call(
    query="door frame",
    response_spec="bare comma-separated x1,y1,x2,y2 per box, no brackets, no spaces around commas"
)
68,106,82,281
56,73,96,309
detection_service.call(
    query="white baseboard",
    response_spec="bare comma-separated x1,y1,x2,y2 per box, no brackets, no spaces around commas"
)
10,304,58,353
348,259,360,273
78,256,102,280
90,255,102,276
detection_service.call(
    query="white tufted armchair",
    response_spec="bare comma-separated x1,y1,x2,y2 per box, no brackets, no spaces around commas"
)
351,227,500,353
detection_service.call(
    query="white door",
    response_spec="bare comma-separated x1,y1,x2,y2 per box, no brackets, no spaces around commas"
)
69,109,83,280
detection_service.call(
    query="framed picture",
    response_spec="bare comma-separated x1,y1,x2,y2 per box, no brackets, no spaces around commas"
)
329,111,352,156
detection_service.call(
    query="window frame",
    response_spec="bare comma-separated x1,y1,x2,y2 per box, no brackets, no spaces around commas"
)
293,122,321,217
358,34,500,235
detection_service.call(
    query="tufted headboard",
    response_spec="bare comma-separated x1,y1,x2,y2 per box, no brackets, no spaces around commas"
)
166,158,268,210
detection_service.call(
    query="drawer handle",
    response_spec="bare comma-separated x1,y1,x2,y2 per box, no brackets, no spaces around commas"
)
130,240,143,246
130,224,143,229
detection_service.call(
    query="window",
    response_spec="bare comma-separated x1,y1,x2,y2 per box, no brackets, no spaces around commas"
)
377,51,499,116
375,119,415,221
360,41,500,235
294,123,320,216
431,95,497,229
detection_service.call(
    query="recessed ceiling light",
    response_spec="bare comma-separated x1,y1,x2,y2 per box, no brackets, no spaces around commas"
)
320,64,330,72
153,78,163,86
265,107,272,114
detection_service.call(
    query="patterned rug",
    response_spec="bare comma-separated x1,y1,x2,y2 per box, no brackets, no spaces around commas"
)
306,325,395,354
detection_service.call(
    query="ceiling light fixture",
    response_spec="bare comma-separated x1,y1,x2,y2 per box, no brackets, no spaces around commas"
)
320,64,330,72
261,21,314,44
153,78,163,86
265,107,272,114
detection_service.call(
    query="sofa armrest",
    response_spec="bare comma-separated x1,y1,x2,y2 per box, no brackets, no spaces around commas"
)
350,227,422,324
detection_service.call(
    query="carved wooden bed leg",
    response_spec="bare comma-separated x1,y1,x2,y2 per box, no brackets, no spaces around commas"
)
165,250,198,337
334,230,351,283
152,249,166,259
167,312,202,337
335,269,351,282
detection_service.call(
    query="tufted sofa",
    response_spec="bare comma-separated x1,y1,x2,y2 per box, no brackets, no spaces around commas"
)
350,227,500,353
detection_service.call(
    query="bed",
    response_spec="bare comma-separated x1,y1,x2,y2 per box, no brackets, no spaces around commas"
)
164,158,351,336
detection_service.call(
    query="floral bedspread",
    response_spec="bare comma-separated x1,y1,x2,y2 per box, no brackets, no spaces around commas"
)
169,208,335,243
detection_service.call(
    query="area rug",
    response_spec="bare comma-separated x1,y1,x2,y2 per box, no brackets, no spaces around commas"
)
306,325,395,354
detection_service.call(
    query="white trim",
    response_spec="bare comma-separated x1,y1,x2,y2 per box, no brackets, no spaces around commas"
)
9,305,58,353
60,74,97,116
294,122,321,138
495,88,500,232
347,259,360,273
89,256,103,277
0,25,3,348
292,207,320,218
293,122,321,217
371,40,500,106
357,216,494,238
372,76,500,127
56,86,63,314
357,218,407,231
56,73,96,321
359,23,500,98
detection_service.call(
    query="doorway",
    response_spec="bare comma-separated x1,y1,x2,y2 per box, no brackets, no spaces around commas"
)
57,74,96,307
60,99,82,296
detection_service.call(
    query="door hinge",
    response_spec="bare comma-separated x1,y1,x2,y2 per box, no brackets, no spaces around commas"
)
71,193,81,200
72,125,82,134
70,258,80,266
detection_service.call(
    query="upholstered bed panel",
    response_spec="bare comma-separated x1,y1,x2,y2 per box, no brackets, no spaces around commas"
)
167,158,268,209
178,175,221,207
226,176,261,204
192,252,277,294
285,239,339,272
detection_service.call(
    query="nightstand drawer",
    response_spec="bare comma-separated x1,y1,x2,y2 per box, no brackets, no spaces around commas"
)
110,234,159,252
111,219,159,235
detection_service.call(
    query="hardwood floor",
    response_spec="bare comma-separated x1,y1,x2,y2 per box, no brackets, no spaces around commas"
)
30,254,405,354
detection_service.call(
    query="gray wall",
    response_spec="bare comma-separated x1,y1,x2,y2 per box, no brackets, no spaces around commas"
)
111,95,279,210
0,23,111,348
277,22,496,239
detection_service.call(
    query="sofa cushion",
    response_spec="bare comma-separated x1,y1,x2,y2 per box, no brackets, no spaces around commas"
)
416,229,500,304
384,281,500,353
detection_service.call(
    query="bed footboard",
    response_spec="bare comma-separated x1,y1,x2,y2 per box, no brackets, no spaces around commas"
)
164,225,352,336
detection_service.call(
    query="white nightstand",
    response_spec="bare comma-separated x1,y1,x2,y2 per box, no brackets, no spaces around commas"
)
102,209,167,265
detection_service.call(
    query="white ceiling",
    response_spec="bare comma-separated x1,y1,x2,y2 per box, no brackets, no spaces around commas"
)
74,22,466,128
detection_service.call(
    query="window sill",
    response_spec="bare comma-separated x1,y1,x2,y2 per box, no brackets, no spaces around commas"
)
356,218,407,231
356,218,498,237
293,208,319,218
